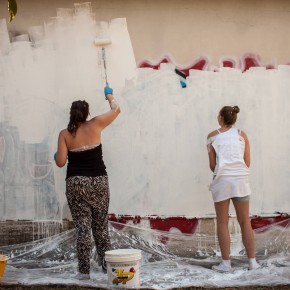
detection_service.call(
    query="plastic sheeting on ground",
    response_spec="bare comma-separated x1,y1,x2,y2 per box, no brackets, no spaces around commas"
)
0,219,290,289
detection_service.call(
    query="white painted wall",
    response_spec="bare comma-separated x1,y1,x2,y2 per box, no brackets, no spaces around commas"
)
105,65,290,217
0,5,137,220
0,2,289,220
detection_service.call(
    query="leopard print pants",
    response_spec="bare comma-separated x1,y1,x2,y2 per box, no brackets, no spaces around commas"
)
66,175,111,274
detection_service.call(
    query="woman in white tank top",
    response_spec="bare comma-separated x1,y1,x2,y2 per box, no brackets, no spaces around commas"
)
207,106,260,272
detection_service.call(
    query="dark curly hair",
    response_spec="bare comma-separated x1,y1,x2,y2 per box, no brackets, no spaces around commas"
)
220,106,240,126
67,100,89,136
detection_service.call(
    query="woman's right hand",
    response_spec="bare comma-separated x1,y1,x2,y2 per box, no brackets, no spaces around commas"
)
104,85,113,99
91,86,120,129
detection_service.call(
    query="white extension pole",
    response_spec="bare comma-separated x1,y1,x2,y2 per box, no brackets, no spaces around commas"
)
94,38,112,86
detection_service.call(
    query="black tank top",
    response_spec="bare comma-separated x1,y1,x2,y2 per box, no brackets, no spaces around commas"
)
66,144,107,179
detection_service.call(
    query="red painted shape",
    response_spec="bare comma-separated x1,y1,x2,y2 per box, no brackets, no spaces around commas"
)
241,54,262,72
222,60,234,68
139,53,284,74
108,214,199,236
108,214,141,231
108,214,290,236
139,56,170,70
251,214,290,233
109,214,127,230
138,55,208,76
176,59,207,76
149,216,198,235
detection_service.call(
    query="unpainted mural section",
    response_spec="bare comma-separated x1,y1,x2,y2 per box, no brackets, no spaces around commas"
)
1,0,290,66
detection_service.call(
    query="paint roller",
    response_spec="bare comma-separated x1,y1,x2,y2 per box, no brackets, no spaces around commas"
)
94,38,112,87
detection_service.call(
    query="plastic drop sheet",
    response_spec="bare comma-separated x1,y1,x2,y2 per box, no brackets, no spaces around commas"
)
0,219,290,289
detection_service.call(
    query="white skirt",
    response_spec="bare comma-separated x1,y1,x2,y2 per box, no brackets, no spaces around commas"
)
209,175,251,203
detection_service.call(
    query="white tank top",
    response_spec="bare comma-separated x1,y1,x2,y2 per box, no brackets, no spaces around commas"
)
207,128,249,176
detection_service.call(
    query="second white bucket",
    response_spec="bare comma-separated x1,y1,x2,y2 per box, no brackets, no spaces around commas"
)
105,249,142,287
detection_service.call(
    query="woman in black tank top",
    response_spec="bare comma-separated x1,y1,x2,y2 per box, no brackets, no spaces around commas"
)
54,85,120,279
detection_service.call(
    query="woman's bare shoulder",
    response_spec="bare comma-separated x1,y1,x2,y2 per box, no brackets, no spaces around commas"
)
207,130,219,139
59,128,69,136
88,115,101,124
59,129,73,142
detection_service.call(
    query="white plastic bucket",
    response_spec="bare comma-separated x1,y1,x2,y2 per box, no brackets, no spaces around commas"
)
105,249,142,287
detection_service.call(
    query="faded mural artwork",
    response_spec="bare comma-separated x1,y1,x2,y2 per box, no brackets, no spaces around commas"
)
138,53,279,75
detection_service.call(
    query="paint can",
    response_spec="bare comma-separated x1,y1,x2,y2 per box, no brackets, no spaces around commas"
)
105,249,142,287
0,255,8,281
